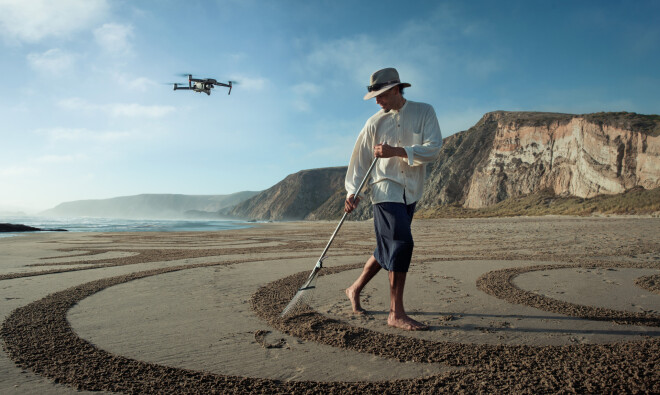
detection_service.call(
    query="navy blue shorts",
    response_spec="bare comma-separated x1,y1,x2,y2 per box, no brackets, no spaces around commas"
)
373,201,416,272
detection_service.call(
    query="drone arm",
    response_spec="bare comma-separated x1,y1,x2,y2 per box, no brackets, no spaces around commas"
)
211,82,232,95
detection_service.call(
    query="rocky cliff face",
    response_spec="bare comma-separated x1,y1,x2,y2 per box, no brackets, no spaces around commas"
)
420,111,660,209
232,111,660,220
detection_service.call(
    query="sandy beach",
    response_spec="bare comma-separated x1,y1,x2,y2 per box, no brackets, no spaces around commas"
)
1,216,659,393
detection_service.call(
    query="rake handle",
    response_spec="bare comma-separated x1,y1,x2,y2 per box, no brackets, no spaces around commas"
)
316,157,378,267
281,157,379,317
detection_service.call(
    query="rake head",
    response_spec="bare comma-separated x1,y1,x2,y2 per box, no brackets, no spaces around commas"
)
280,264,321,317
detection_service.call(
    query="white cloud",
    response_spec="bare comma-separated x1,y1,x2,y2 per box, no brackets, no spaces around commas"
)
57,98,175,118
0,0,110,43
94,23,133,56
291,82,321,112
297,5,505,98
109,103,174,118
228,75,267,91
292,82,321,96
57,98,92,111
292,101,310,112
112,72,158,92
298,34,432,99
38,127,131,142
303,35,384,86
27,48,75,74
36,154,86,164
0,164,38,177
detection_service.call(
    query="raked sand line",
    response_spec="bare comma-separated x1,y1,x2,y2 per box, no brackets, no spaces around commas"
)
252,261,659,391
2,257,659,393
476,263,660,327
635,273,660,294
1,260,457,394
0,237,365,280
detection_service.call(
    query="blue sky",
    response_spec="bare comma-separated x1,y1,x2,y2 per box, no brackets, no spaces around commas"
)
1,0,658,213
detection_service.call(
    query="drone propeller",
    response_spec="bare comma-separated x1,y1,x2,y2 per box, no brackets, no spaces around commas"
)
176,73,237,83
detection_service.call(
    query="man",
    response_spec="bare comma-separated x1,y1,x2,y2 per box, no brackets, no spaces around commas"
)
344,67,442,331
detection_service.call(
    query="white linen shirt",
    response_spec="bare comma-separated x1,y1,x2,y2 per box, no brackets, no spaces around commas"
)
345,100,443,205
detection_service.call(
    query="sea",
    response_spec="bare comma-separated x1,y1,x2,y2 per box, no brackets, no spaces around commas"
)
0,216,255,238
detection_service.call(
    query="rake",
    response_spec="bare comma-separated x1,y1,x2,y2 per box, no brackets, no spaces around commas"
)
280,157,378,317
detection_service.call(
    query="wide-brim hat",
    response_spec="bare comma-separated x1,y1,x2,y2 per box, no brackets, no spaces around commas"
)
363,67,411,100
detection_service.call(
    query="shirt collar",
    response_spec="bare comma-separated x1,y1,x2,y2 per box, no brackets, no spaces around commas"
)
390,99,407,115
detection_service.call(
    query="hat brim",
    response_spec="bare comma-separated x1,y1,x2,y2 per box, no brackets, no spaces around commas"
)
363,82,411,100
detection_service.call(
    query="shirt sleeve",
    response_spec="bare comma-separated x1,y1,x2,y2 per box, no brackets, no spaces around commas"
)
345,124,374,197
403,104,443,166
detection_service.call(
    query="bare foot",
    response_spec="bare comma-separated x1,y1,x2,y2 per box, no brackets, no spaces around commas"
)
345,287,366,315
388,313,429,331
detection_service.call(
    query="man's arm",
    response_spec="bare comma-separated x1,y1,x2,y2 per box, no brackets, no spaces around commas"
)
402,105,443,166
345,126,374,211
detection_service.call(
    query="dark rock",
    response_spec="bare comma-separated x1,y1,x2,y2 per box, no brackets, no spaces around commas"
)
0,223,68,232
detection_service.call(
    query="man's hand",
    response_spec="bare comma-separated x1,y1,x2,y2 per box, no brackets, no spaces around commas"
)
345,194,360,213
374,143,407,158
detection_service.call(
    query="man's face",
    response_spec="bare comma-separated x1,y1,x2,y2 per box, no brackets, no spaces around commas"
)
375,86,401,111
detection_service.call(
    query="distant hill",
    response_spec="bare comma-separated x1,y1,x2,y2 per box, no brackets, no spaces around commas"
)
40,192,259,219
0,210,27,217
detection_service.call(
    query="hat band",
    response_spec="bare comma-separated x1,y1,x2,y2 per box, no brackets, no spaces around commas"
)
367,79,400,92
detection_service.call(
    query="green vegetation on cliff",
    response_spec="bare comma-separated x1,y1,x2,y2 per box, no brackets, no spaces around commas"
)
416,187,660,218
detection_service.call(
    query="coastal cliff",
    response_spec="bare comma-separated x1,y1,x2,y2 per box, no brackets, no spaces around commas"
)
237,111,659,221
425,111,660,209
229,167,358,220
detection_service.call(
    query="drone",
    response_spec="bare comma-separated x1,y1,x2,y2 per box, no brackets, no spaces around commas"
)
172,74,233,95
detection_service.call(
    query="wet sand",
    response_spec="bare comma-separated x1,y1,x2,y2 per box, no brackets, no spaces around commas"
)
1,217,659,393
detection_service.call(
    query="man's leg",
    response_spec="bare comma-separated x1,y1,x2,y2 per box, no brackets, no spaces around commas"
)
346,255,381,314
387,270,428,330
